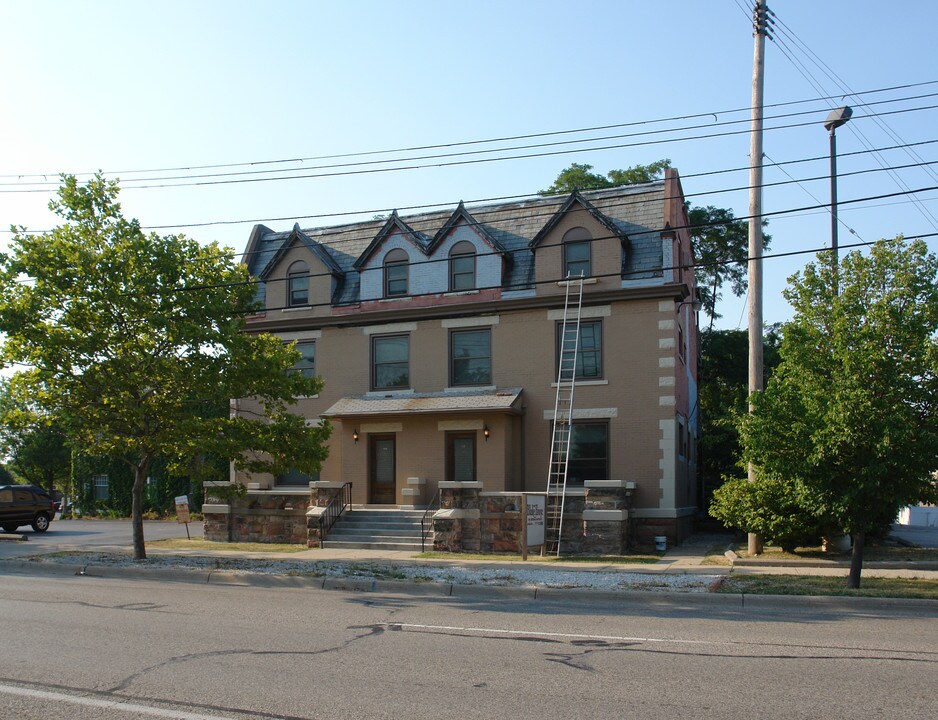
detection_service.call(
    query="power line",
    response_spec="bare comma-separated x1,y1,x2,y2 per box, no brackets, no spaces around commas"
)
2,102,937,195
4,78,936,181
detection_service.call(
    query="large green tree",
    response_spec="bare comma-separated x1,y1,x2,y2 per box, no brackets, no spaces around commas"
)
540,161,769,320
0,175,330,559
741,237,938,587
0,380,71,496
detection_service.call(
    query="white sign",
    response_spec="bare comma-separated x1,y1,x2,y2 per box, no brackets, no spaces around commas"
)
525,494,546,547
175,495,190,524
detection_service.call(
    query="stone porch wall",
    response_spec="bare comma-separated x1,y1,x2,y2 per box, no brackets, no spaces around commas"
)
432,480,635,554
203,485,310,544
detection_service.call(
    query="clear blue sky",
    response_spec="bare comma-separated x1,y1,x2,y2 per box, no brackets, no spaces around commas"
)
1,0,936,329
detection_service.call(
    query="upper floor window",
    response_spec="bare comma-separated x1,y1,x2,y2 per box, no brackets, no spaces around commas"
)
384,248,409,297
287,261,309,307
450,328,492,386
449,241,476,291
556,319,602,379
292,341,316,378
562,227,592,278
372,334,410,390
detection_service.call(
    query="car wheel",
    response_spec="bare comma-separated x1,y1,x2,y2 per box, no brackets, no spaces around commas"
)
32,513,50,533
2,524,19,533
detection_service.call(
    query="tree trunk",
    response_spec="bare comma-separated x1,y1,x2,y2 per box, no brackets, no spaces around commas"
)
132,463,149,560
846,529,865,589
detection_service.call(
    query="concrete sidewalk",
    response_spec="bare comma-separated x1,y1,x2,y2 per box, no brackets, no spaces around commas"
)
3,529,937,580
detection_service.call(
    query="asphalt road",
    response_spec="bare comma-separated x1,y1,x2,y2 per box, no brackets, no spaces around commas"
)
0,518,203,559
0,572,935,719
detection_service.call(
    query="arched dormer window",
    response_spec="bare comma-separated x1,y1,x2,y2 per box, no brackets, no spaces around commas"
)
562,227,592,278
384,248,409,297
449,241,476,291
287,260,309,307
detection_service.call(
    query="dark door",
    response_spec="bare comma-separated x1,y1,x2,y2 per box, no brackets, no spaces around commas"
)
446,432,476,483
369,435,396,504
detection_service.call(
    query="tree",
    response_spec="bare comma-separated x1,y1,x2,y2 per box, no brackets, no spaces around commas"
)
741,237,938,587
540,161,770,320
698,327,781,507
0,175,331,559
0,380,71,496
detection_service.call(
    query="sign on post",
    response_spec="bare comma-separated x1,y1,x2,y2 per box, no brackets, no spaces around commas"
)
175,495,191,539
521,493,546,560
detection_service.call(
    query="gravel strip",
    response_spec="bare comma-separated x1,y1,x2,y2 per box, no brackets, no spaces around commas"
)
30,552,721,592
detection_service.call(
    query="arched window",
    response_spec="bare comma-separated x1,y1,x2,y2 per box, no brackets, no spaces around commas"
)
384,249,409,297
449,241,476,291
287,261,309,307
562,227,592,278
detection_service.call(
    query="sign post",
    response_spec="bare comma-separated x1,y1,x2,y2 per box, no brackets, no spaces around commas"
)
175,495,191,540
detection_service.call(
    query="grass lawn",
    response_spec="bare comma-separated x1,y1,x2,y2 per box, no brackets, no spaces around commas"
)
732,543,938,562
719,574,938,600
147,537,308,553
415,551,660,564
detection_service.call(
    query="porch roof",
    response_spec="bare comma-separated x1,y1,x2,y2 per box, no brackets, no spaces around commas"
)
321,388,524,418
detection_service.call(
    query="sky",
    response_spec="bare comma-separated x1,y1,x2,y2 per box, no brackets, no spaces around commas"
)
1,0,936,330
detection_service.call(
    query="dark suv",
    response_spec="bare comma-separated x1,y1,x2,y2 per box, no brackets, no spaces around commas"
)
0,485,55,533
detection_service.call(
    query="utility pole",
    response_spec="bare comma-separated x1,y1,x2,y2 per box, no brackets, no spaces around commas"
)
747,0,772,556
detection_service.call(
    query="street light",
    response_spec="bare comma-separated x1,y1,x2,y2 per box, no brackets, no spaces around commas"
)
823,106,852,292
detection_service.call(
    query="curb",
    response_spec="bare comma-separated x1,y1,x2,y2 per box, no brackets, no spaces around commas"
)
0,533,28,543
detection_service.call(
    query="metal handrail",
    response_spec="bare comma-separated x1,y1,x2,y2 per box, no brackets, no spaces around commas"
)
421,488,441,551
318,482,352,542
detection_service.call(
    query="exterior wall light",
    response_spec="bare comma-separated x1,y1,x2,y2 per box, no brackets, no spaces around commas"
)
352,429,359,443
483,425,491,442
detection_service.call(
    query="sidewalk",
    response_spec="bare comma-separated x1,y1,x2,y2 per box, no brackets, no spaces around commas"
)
3,529,937,581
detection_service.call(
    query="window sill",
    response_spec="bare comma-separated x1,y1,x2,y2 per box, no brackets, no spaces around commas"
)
365,389,415,398
446,385,496,392
294,395,320,400
443,290,480,297
378,296,407,303
557,278,599,287
550,379,608,387
281,306,311,313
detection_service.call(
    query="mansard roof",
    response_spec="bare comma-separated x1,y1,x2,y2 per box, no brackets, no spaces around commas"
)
528,191,629,249
244,181,668,306
257,224,344,280
352,211,431,270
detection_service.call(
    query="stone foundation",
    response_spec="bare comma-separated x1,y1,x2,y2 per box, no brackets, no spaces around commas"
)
203,487,310,544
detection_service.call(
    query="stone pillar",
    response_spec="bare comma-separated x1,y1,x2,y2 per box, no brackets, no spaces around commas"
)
582,480,635,554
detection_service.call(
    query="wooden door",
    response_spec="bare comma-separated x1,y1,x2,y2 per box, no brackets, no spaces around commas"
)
369,434,396,504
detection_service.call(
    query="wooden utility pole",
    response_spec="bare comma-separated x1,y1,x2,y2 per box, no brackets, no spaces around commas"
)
747,0,772,556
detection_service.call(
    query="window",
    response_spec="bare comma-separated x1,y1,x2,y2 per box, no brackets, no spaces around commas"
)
287,261,309,307
678,417,687,459
556,319,602,379
566,422,608,485
372,334,409,389
678,323,685,365
292,341,316,378
562,227,592,278
92,474,109,501
449,241,476,291
450,328,492,386
277,468,319,486
384,248,409,297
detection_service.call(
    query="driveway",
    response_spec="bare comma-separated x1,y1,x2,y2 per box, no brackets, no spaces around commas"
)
890,523,938,548
0,518,203,558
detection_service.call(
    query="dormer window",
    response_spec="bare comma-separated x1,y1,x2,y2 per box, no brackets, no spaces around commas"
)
449,241,476,291
287,261,309,307
563,227,592,278
384,248,409,297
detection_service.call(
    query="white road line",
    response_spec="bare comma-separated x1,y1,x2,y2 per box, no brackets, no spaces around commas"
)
0,683,235,720
389,623,713,645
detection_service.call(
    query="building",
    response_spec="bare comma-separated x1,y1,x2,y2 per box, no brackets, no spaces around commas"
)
205,171,700,549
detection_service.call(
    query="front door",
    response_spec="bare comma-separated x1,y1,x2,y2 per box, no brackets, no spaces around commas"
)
446,432,476,483
369,434,396,504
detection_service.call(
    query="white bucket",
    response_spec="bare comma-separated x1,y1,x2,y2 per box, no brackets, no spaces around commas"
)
654,535,668,552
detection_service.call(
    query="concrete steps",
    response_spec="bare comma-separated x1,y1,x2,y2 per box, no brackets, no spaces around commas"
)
322,508,429,551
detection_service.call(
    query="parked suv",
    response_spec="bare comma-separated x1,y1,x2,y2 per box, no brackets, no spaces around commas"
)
0,484,55,533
